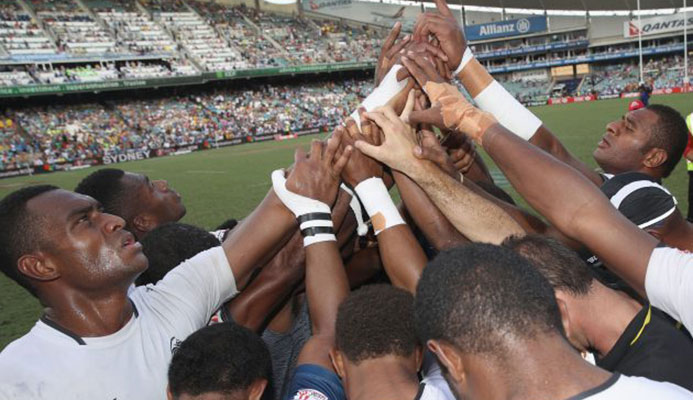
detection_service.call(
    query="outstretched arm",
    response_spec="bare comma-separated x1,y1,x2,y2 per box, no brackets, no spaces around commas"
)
340,114,428,294
410,0,603,186
221,189,296,289
402,62,656,295
354,101,525,245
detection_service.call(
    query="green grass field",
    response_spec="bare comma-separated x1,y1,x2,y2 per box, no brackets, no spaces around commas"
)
1,93,692,349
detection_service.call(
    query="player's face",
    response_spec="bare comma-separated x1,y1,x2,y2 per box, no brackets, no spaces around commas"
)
27,189,148,291
122,172,186,226
593,109,659,175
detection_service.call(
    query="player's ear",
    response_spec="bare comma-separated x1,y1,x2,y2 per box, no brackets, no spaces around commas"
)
248,378,268,400
132,213,155,236
642,147,667,170
17,252,59,282
166,384,174,400
329,348,347,379
427,339,466,387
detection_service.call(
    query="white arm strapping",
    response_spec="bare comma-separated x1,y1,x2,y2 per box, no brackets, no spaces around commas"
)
452,47,474,77
354,177,405,235
340,183,369,236
350,65,409,129
271,170,336,246
473,80,543,141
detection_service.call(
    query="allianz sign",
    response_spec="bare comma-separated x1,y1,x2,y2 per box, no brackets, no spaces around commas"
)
465,16,548,41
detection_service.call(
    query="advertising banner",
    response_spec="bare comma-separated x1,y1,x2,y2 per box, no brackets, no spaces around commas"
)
464,16,548,42
624,13,693,38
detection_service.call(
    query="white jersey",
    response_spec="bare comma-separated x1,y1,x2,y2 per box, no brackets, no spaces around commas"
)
421,351,455,400
416,382,452,400
644,246,693,333
579,374,692,399
0,247,238,400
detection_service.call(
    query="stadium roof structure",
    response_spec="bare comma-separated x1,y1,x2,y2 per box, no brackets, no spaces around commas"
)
437,0,688,10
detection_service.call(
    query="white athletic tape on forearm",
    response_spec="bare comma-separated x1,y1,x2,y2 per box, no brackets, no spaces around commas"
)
354,177,405,235
453,47,474,77
473,80,542,141
340,183,369,236
303,234,338,247
271,169,336,246
350,65,409,129
272,169,331,217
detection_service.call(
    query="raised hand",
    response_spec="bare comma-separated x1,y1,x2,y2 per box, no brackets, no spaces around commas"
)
375,22,410,85
339,118,384,188
285,133,351,206
442,133,477,174
354,91,419,174
403,55,497,144
412,0,467,73
413,130,458,178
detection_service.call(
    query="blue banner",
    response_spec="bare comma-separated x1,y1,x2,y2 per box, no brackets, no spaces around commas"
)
465,16,548,41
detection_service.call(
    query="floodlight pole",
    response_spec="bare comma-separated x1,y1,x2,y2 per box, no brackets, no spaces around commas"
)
637,0,644,84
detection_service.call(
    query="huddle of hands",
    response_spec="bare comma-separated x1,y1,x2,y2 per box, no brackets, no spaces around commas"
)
284,0,499,206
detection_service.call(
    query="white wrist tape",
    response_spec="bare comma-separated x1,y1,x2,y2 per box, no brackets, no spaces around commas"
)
354,177,405,235
271,169,336,246
473,80,542,141
340,183,369,236
452,47,474,77
350,65,409,129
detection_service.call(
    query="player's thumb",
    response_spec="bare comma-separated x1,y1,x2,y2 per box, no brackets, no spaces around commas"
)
354,140,384,162
406,108,438,127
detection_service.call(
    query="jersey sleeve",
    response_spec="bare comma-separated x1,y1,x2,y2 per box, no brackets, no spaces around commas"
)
135,246,238,332
644,246,693,333
284,364,345,400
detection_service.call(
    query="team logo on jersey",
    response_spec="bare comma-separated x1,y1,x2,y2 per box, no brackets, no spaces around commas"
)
292,389,329,400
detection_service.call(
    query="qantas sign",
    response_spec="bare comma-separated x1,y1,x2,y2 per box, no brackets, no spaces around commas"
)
624,13,693,38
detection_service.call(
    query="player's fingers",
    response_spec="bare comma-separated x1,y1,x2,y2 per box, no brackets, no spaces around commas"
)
294,146,307,164
382,21,401,53
333,145,352,176
344,117,360,138
354,140,385,163
363,110,391,132
433,0,453,17
385,34,410,59
400,89,416,122
310,139,323,161
401,56,430,89
407,107,442,127
396,67,411,82
418,43,448,62
408,52,445,83
324,128,342,165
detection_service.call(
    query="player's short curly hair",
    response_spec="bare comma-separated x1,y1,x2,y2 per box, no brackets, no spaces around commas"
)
415,243,563,357
168,322,272,399
0,185,59,297
336,284,419,363
137,222,220,286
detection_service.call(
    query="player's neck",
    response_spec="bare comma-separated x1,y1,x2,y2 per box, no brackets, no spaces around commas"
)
577,282,641,357
477,335,611,400
41,284,135,338
344,356,420,400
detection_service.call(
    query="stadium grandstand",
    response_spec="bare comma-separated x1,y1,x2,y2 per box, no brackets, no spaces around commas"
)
0,0,690,176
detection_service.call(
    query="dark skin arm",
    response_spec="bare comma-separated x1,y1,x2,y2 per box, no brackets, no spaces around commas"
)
340,117,428,294
222,189,296,289
294,139,351,370
223,230,305,332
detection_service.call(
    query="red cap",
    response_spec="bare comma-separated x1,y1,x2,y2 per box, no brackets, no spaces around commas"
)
629,100,645,111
